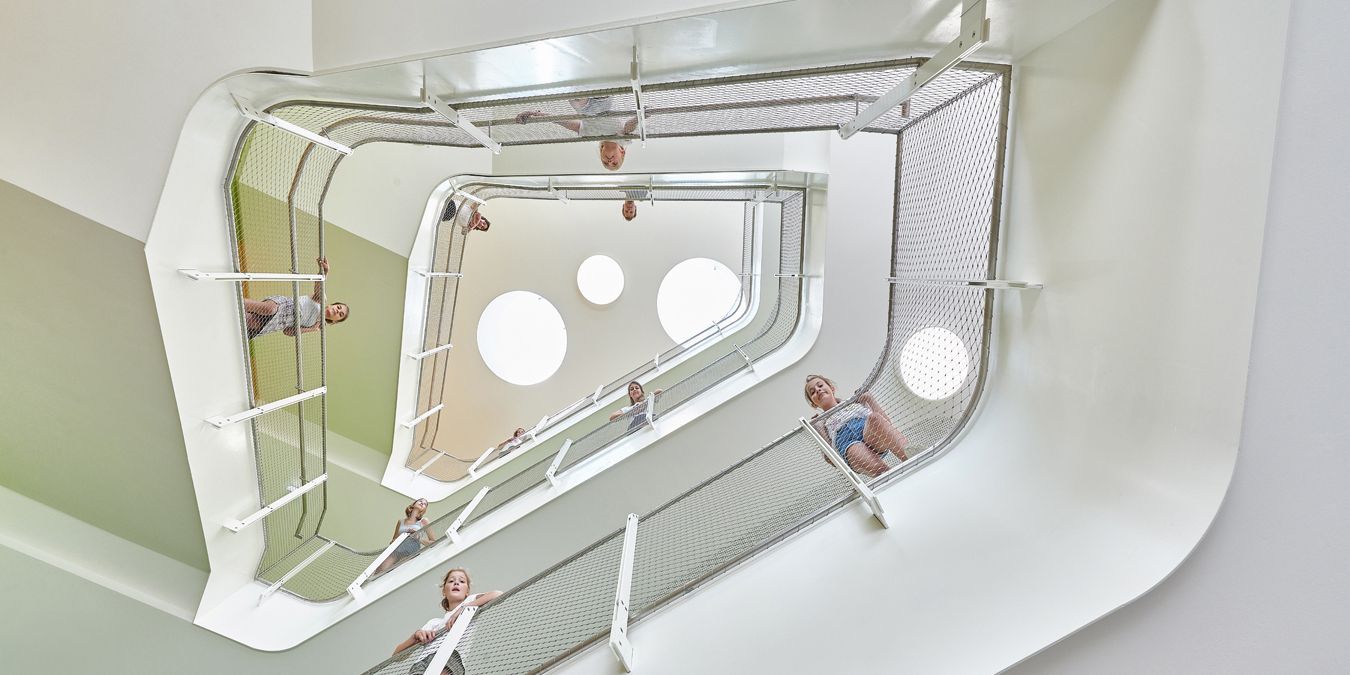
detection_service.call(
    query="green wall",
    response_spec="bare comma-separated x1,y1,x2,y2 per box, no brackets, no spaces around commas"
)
0,179,208,571
321,223,406,455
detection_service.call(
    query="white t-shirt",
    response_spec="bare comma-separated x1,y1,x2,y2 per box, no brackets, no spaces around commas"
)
419,594,483,633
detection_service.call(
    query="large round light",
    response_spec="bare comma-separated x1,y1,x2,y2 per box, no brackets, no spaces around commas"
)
897,327,969,400
477,291,567,385
576,255,625,305
656,258,742,343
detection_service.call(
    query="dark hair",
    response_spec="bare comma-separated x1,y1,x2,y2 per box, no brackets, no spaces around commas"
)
478,217,491,232
325,302,349,325
804,374,836,408
626,380,645,404
440,568,472,611
441,199,458,222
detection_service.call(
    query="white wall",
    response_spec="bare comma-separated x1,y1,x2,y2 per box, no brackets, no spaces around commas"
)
1006,1,1350,671
326,143,493,255
0,0,312,242
310,0,781,71
553,0,1288,672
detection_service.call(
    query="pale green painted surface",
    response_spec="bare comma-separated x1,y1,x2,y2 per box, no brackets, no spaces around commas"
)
321,223,406,455
0,179,209,571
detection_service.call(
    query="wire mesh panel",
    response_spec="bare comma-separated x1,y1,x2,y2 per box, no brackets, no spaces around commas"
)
223,60,1006,607
355,65,1009,672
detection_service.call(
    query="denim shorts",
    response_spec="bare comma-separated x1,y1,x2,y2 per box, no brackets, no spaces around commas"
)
832,416,868,459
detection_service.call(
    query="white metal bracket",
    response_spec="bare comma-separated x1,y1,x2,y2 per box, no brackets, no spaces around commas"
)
232,94,353,154
260,540,335,605
591,384,605,407
178,269,324,282
629,46,649,147
224,474,328,532
423,85,502,154
417,270,464,278
466,446,495,478
425,605,478,675
346,533,410,600
547,178,570,203
886,277,1043,290
446,487,491,544
545,438,573,488
407,342,454,360
839,0,989,138
208,387,326,428
798,418,889,527
733,343,755,371
402,403,445,429
610,513,640,672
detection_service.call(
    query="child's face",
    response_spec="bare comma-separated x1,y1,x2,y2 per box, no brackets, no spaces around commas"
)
622,201,637,221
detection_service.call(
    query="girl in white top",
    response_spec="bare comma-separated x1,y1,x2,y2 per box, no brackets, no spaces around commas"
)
805,374,909,478
243,257,350,338
393,568,502,675
609,380,664,431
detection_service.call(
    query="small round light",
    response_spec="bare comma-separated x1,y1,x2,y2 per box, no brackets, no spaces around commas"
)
897,327,970,400
477,291,567,385
576,255,625,305
657,258,742,343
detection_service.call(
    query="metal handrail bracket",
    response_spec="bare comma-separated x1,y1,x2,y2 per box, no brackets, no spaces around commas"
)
224,474,328,533
446,487,491,544
610,513,640,672
545,439,573,488
208,387,326,428
347,533,411,601
798,418,889,528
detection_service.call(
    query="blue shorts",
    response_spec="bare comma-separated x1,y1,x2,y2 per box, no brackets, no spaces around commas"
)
832,417,868,459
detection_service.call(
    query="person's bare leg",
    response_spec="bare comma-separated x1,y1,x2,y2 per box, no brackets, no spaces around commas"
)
844,443,890,477
243,298,278,315
863,414,909,462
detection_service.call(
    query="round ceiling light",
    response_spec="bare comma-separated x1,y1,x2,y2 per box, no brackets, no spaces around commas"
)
576,254,625,305
477,291,567,385
656,257,742,343
897,327,970,400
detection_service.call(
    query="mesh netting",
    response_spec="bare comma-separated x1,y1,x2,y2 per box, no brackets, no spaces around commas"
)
225,59,1005,608
359,67,1008,672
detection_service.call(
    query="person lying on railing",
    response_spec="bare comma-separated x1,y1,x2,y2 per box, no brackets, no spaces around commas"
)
487,427,527,463
514,97,639,171
243,257,349,339
805,375,908,478
394,568,502,675
376,498,437,575
609,380,664,431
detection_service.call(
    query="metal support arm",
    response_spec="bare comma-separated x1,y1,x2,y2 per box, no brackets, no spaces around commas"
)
233,95,353,154
224,474,328,532
424,89,502,154
799,418,889,527
839,0,989,138
610,513,639,672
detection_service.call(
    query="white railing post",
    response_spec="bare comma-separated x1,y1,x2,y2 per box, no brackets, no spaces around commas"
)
610,513,640,672
466,446,495,479
446,487,491,544
223,474,328,532
423,85,502,154
424,605,478,675
207,387,326,428
886,277,1043,290
838,0,989,138
545,439,573,488
402,403,445,429
733,343,755,372
232,94,354,154
178,269,324,282
417,270,464,278
652,353,661,371
629,45,648,147
407,343,454,360
798,418,889,527
592,384,605,407
346,533,410,601
413,449,446,478
547,177,570,203
260,540,335,605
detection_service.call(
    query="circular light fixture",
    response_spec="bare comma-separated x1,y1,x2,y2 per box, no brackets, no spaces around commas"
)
477,291,567,385
576,255,625,305
656,257,742,343
897,327,970,400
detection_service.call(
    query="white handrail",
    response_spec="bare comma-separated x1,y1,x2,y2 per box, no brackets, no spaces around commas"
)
347,533,410,600
424,606,478,675
446,487,490,544
178,269,324,282
798,418,888,527
224,474,328,532
407,343,454,360
260,541,336,605
233,94,353,154
402,404,445,429
208,387,326,428
610,513,640,672
545,439,573,488
466,446,495,478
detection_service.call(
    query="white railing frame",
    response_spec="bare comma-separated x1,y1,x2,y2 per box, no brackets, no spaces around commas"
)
545,439,573,488
232,94,354,154
446,487,491,544
466,447,495,479
208,387,326,428
347,533,411,600
423,87,502,153
424,605,478,675
886,277,1043,290
408,342,454,360
259,540,336,605
178,269,324,282
610,513,640,672
402,403,445,429
224,473,328,532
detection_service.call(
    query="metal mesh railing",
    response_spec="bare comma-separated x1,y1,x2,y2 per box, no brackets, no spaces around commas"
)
406,178,787,484
224,58,1004,605
361,66,1009,673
